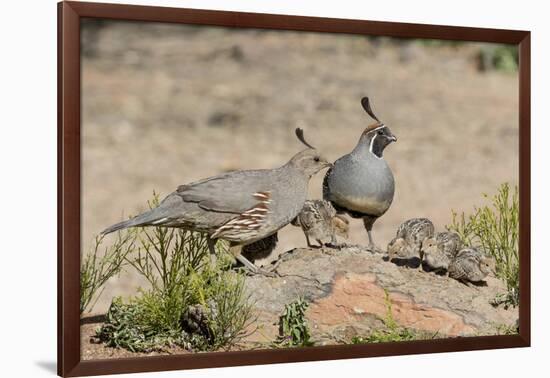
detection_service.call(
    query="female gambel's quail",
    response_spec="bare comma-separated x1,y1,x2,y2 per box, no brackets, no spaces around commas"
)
102,128,331,276
323,97,397,252
448,247,495,284
422,231,462,272
387,218,434,268
291,199,349,248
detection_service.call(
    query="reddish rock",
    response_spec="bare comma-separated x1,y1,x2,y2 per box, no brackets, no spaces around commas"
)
244,246,517,346
308,272,475,337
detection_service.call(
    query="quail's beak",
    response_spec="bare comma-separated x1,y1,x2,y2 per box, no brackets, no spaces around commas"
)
389,133,397,142
320,157,333,168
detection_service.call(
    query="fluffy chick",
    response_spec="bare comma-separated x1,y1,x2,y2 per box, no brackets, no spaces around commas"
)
291,200,348,248
387,218,434,268
332,214,350,240
241,232,279,262
448,247,495,284
421,231,462,272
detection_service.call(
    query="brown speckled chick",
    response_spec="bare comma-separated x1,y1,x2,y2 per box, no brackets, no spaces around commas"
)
421,231,462,272
332,214,350,240
387,218,434,268
291,199,349,248
448,247,495,284
241,232,279,262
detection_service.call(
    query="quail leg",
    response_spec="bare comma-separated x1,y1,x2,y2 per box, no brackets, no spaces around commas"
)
363,217,384,254
417,245,424,271
305,234,315,248
230,243,276,277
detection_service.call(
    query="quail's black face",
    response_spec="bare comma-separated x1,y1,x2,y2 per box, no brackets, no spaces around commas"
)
363,125,397,158
358,97,397,158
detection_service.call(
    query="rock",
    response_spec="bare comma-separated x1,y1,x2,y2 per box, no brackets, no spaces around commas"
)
243,246,518,346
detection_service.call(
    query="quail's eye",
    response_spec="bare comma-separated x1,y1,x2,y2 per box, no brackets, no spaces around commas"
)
314,157,320,162
377,130,384,135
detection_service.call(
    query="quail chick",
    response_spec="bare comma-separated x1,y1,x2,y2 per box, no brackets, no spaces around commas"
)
387,218,434,268
448,247,495,284
332,214,350,240
291,199,348,247
181,304,212,340
323,97,397,253
422,231,462,272
241,232,279,262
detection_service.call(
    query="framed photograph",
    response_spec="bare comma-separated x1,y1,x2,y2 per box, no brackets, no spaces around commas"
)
58,1,530,376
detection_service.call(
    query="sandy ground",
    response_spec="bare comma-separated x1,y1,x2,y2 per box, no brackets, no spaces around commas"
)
81,20,518,314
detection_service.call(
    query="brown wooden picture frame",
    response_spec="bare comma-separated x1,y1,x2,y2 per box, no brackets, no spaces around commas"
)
58,1,531,376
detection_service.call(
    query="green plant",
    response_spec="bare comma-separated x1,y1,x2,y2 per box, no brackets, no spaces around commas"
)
494,323,519,336
274,297,314,347
447,183,519,307
95,297,182,352
80,230,137,314
200,271,256,350
351,290,424,344
95,194,256,352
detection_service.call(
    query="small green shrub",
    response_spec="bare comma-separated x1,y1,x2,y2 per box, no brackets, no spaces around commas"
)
206,272,256,350
273,298,314,347
494,323,519,336
80,230,137,314
95,297,182,352
95,194,256,352
447,183,519,307
351,290,425,344
96,269,256,353
478,44,518,72
414,39,518,72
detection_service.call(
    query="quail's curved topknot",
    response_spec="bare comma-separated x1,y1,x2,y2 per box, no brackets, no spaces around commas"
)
295,128,316,149
360,96,381,123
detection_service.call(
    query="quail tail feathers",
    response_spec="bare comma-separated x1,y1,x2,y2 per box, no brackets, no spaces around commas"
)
101,208,166,234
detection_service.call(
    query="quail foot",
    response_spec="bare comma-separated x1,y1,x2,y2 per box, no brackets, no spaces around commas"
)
323,97,397,253
102,128,331,277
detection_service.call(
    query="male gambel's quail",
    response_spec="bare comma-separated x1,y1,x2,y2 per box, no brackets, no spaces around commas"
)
448,247,495,284
291,199,349,248
387,218,434,268
102,128,331,276
323,97,397,252
421,231,462,272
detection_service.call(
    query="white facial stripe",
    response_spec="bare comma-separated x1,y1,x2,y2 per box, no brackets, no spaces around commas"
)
369,134,377,153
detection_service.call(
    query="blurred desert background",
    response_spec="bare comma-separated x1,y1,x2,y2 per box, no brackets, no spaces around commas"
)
81,19,518,313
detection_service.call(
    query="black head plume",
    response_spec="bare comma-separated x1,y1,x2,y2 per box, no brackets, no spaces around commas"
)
295,128,316,149
361,97,381,123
